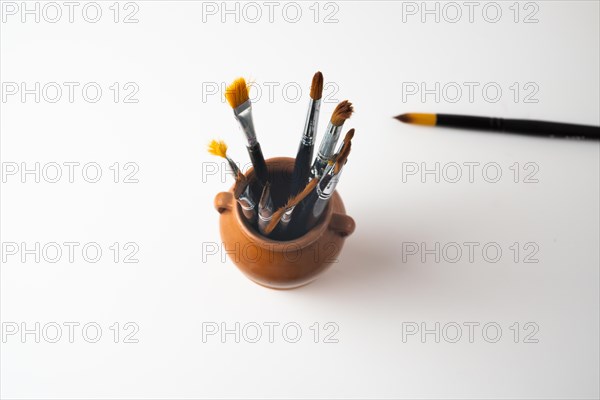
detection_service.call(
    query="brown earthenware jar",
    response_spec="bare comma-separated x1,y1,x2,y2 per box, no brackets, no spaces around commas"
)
214,157,355,289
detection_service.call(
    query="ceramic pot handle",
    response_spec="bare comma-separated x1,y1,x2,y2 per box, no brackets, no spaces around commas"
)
329,213,355,237
214,192,233,214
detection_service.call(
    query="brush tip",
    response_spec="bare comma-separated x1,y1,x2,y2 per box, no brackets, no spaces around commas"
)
225,77,250,109
310,71,324,100
207,139,228,158
343,128,355,143
331,100,354,126
395,114,411,123
394,113,437,126
334,141,351,174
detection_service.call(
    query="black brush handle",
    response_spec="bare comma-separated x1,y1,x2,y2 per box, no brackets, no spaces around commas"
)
503,119,600,138
290,143,314,196
288,173,334,236
247,142,268,185
437,114,600,139
288,190,319,236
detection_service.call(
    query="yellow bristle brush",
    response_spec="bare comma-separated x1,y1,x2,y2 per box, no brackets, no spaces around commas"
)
290,71,324,196
207,139,242,179
225,77,268,185
208,139,257,223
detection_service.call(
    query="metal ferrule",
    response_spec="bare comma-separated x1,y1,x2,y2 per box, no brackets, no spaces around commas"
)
281,207,294,223
310,158,328,179
301,98,321,146
311,169,343,222
258,185,274,234
317,168,342,201
277,206,295,231
226,157,241,177
311,197,328,223
316,123,342,161
258,209,273,234
311,123,342,178
233,100,257,147
258,211,273,222
236,185,257,224
258,197,273,220
321,161,335,179
238,191,256,210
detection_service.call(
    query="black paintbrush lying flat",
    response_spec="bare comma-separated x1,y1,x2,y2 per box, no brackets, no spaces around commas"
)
396,113,600,140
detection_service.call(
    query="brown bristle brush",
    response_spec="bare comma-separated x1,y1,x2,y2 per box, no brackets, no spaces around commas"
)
290,71,324,196
311,100,353,178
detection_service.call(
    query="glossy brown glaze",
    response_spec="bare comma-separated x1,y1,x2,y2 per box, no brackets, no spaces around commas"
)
214,157,355,289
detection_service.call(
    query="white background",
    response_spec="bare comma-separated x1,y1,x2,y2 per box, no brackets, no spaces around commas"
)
1,1,599,398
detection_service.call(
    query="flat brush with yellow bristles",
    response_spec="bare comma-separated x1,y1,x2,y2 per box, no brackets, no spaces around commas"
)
290,71,324,196
208,139,257,223
225,77,269,185
311,100,354,179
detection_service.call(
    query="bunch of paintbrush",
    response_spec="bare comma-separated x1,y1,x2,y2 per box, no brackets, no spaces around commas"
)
210,73,355,240
265,128,354,238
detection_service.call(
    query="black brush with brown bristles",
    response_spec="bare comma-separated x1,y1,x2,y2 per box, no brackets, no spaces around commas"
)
310,100,353,178
290,72,323,196
225,77,269,185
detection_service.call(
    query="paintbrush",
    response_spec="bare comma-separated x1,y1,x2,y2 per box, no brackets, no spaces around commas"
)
208,139,257,224
293,138,352,234
312,127,353,183
208,139,242,177
225,78,269,184
306,141,351,230
311,100,354,178
258,182,274,235
290,71,323,196
268,126,352,237
395,113,600,140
